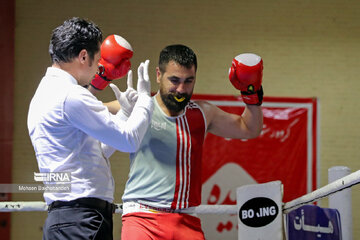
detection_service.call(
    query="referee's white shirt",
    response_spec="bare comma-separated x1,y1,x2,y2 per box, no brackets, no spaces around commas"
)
27,67,153,205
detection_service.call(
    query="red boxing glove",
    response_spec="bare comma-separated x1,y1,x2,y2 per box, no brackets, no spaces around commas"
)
229,53,263,105
91,34,133,90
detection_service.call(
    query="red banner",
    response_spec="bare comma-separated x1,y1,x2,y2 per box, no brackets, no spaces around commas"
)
192,94,319,239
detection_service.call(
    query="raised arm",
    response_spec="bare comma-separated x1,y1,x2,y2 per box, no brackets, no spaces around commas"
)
198,53,264,139
198,101,263,139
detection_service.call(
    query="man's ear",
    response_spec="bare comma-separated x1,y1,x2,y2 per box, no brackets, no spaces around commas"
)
156,67,161,83
79,49,88,63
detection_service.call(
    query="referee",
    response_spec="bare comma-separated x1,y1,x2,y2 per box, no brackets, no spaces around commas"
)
27,17,153,240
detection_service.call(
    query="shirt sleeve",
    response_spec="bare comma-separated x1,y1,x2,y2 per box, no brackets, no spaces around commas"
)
101,110,128,158
64,87,153,153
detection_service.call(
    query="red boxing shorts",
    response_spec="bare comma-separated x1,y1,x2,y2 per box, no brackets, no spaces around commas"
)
121,212,205,240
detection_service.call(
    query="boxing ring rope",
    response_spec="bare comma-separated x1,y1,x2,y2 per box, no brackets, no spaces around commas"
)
0,201,238,214
1,170,359,214
0,166,358,240
283,169,360,213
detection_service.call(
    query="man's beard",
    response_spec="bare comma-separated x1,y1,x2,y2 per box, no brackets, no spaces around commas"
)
160,89,192,113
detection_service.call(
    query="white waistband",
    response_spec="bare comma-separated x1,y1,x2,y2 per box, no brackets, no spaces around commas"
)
122,202,177,216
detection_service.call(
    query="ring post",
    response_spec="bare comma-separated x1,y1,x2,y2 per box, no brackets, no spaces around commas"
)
237,181,283,240
328,166,353,240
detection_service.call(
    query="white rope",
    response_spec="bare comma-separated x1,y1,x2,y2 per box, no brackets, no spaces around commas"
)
283,170,360,213
0,201,237,215
3,170,359,214
0,201,47,212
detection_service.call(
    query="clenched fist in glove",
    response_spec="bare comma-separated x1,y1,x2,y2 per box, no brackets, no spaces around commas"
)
228,53,263,105
91,34,133,90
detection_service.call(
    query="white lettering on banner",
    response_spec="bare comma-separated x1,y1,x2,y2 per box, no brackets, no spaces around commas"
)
241,206,278,219
260,118,299,142
256,206,277,217
242,209,254,219
239,197,279,228
287,205,341,240
293,209,334,236
237,119,300,143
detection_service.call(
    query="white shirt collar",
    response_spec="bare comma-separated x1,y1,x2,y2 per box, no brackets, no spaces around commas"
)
45,67,78,85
